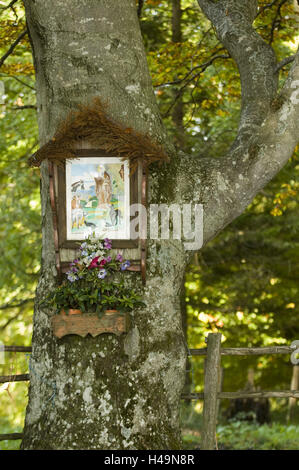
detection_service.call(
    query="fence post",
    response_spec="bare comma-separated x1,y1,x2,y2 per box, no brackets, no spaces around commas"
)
201,332,222,450
216,366,224,421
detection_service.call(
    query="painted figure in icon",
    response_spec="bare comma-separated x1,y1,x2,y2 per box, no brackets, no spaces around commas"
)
94,170,112,207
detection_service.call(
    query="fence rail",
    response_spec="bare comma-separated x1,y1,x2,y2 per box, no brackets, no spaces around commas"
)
182,390,299,400
0,346,31,384
197,333,298,450
0,433,23,441
0,346,31,442
1,346,32,353
0,340,298,446
189,345,294,356
0,374,30,384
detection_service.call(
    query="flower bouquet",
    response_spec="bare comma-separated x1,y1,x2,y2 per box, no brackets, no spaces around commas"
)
44,235,145,317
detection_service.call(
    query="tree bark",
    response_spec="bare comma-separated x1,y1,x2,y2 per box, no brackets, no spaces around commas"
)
21,0,299,449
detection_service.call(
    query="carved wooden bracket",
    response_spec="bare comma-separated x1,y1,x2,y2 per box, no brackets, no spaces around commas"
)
51,312,130,339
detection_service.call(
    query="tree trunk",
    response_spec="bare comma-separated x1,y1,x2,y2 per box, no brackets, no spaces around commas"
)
21,0,299,449
21,0,185,450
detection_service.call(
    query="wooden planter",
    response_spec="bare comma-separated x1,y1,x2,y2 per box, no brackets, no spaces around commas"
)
51,309,130,339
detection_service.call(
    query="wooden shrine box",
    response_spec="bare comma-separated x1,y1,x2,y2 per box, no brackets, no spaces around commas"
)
46,144,147,339
28,98,170,338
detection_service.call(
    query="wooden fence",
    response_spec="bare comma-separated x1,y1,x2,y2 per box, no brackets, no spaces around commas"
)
1,336,298,448
182,333,299,449
0,345,31,442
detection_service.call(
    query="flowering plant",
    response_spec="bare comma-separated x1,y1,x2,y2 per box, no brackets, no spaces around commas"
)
44,235,145,315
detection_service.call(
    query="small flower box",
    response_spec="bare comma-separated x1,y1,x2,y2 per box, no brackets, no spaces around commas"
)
51,310,130,339
43,235,144,338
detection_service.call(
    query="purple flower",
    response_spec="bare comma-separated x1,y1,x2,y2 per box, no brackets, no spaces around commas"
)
67,273,78,282
120,261,131,271
116,253,123,262
98,269,107,279
103,238,112,250
106,256,112,262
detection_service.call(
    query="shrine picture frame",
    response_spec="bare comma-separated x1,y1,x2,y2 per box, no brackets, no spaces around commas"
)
54,149,139,250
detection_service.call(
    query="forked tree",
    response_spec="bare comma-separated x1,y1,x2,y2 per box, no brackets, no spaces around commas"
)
21,0,299,449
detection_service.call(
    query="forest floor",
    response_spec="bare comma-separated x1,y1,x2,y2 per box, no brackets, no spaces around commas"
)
182,422,299,450
181,404,299,450
1,398,299,450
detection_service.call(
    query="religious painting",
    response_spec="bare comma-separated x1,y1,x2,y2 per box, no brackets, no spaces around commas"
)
65,157,130,240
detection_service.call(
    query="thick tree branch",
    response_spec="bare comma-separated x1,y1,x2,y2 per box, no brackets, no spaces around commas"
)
276,54,296,72
177,49,299,250
173,1,299,251
197,0,278,150
0,29,27,69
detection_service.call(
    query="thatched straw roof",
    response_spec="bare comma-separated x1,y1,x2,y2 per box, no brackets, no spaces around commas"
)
29,98,169,171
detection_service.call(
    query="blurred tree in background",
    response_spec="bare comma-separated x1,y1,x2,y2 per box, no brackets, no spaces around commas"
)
0,1,39,446
0,0,298,448
139,0,299,414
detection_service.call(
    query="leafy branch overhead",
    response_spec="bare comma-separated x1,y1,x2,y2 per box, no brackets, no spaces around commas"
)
144,0,298,152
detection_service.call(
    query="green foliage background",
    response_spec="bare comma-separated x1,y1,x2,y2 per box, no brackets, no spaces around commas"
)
0,0,298,449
